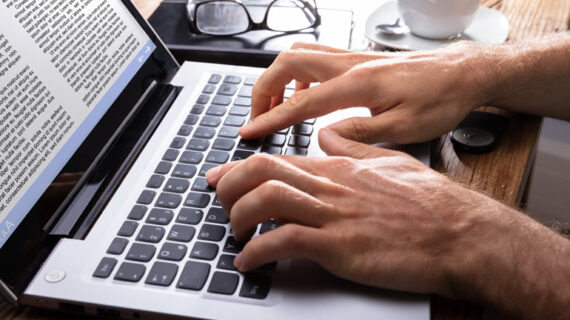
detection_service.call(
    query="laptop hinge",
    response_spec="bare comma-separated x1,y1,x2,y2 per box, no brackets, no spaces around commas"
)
0,278,18,306
45,82,182,237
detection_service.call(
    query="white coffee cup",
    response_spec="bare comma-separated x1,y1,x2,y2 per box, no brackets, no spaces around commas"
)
397,0,481,39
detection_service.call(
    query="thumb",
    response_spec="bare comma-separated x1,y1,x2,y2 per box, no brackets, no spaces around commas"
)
318,127,395,159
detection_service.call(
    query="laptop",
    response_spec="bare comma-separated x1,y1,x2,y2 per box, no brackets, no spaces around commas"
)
0,1,430,319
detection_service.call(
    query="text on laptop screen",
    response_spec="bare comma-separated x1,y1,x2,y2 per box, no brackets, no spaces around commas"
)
0,0,156,248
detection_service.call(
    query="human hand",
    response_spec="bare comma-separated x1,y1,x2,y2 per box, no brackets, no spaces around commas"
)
239,42,494,144
206,128,502,296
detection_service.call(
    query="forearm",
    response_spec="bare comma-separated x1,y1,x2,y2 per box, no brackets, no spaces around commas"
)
482,33,570,120
447,195,570,319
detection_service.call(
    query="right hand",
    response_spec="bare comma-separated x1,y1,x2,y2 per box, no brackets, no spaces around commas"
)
239,42,495,144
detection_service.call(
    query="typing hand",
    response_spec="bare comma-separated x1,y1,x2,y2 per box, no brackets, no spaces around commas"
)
206,128,501,296
239,42,492,144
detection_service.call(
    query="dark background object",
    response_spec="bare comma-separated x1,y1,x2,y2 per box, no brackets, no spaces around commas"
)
451,111,510,153
148,1,353,67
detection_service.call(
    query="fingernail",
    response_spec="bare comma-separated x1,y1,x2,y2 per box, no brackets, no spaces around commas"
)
205,166,222,181
234,252,244,270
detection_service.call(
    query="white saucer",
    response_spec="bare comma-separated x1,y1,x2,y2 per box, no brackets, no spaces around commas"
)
365,1,509,51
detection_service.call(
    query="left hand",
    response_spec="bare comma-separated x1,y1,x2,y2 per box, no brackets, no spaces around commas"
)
206,128,502,296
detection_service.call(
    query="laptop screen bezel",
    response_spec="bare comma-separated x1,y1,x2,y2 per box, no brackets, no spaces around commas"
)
0,0,179,297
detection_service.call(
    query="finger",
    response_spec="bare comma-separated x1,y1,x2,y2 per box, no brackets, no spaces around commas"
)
234,224,329,272
205,160,242,187
250,50,359,120
242,74,372,139
295,80,310,92
318,127,399,159
270,88,285,110
326,107,421,144
215,154,337,211
230,180,333,242
290,42,353,53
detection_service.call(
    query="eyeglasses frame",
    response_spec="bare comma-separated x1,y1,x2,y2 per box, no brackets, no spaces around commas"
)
186,0,321,36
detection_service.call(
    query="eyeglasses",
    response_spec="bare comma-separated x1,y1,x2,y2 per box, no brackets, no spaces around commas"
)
186,0,321,36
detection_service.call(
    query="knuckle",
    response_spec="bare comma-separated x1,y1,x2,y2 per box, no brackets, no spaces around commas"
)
245,154,276,174
259,180,288,202
345,118,372,142
287,89,307,110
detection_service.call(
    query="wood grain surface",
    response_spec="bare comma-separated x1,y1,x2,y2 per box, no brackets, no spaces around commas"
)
2,0,569,319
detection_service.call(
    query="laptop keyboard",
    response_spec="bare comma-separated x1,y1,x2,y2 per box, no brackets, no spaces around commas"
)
92,73,315,300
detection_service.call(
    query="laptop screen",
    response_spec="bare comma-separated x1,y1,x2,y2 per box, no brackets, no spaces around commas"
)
0,0,169,249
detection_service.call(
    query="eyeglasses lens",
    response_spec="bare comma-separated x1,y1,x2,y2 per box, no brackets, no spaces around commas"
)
196,1,250,35
267,0,317,32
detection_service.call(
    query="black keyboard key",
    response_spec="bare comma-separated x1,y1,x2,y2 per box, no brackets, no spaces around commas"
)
136,225,166,243
163,149,179,161
232,150,254,161
146,208,174,225
212,138,235,151
277,127,290,134
107,237,128,255
93,257,117,279
171,164,197,179
200,115,222,128
158,242,188,261
217,254,237,271
229,106,249,116
202,84,216,94
128,205,147,220
206,105,227,117
244,77,257,85
155,161,172,174
208,271,239,295
198,224,226,241
239,274,271,299
196,94,210,105
213,196,221,206
224,116,245,127
137,190,156,205
217,83,238,96
145,262,178,286
206,150,229,164
147,174,165,189
218,126,239,138
261,146,282,154
177,261,210,290
206,207,229,224
177,125,193,137
177,208,204,224
238,85,252,97
193,127,216,139
234,97,251,106
264,134,286,146
126,243,156,262
187,138,210,151
223,75,242,84
192,178,215,192
168,224,196,242
156,193,182,209
208,74,222,84
285,147,308,156
191,241,219,260
223,236,244,254
118,221,138,237
190,104,205,115
199,163,219,177
288,135,310,147
260,220,280,234
292,123,314,136
114,262,146,282
184,114,200,125
170,136,186,149
237,138,261,150
212,95,232,106
184,192,211,208
164,177,190,193
180,151,203,164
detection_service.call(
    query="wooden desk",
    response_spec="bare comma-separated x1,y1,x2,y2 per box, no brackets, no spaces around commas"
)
2,0,569,319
